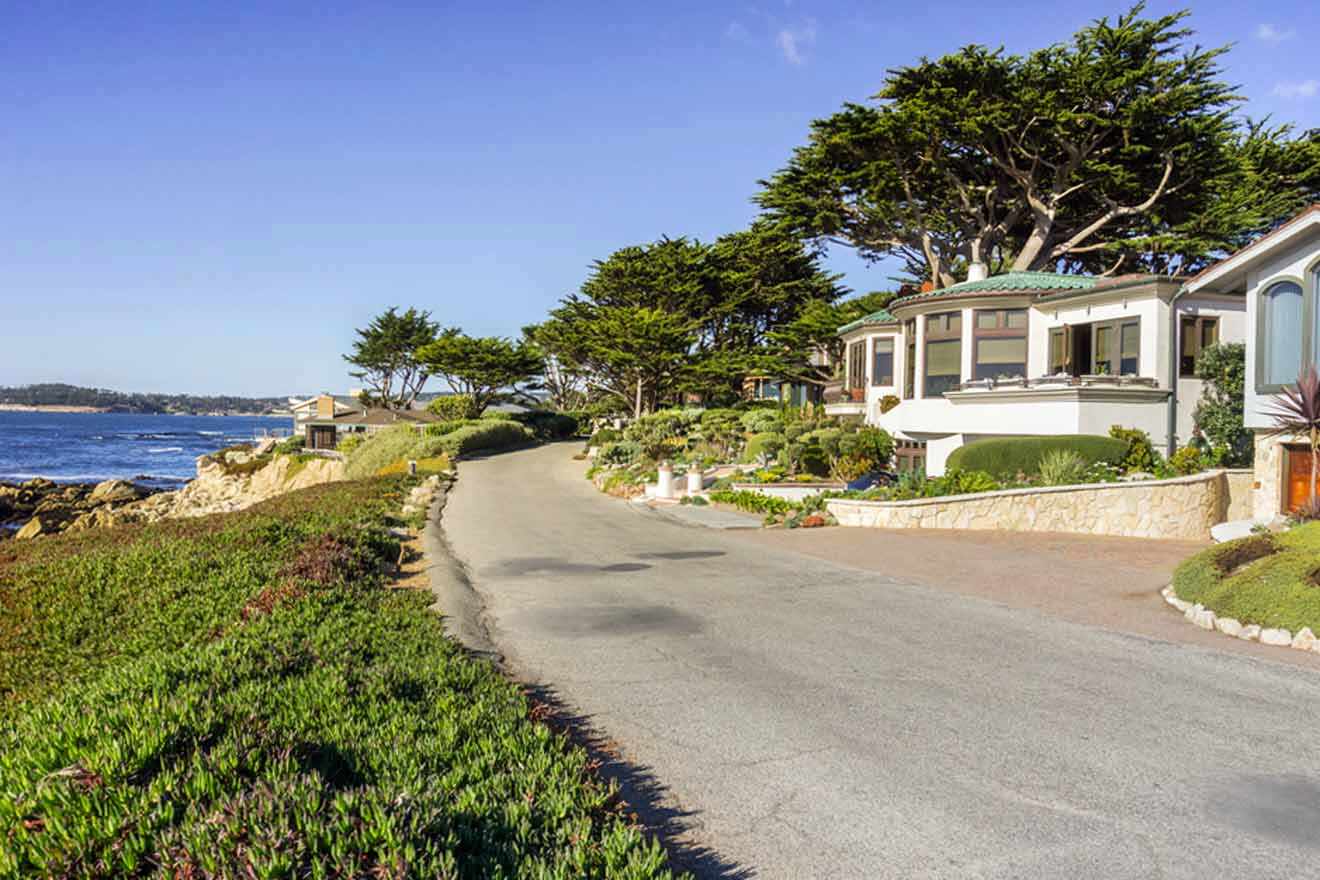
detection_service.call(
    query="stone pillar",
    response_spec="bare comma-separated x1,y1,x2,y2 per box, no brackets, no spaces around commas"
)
657,462,675,499
686,468,703,495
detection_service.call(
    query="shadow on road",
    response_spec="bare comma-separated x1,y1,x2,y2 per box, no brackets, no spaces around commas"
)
523,682,752,880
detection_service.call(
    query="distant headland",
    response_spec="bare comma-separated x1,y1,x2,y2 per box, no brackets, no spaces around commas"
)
0,383,291,416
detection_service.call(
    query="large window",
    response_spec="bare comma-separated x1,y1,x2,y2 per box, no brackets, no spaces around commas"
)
1092,318,1140,375
903,319,916,399
872,337,894,386
1261,280,1304,389
924,312,962,397
846,340,866,391
972,309,1027,381
1179,316,1219,377
1048,327,1070,375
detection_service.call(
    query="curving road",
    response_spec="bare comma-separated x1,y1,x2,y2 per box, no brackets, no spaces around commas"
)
442,443,1320,879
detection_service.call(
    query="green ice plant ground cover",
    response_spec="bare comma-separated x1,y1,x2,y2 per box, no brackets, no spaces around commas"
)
0,478,680,878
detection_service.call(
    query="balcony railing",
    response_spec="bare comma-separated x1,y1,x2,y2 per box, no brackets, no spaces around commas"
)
955,374,1159,392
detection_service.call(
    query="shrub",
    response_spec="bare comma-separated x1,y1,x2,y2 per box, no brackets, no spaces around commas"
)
427,393,479,421
1038,449,1088,486
481,409,516,420
598,441,642,467
1108,425,1159,473
334,433,365,455
624,410,698,460
430,421,533,457
1169,445,1209,476
879,394,900,414
1193,342,1252,466
837,426,895,470
589,427,623,447
743,432,786,463
515,410,580,441
708,488,797,516
699,408,742,456
739,409,782,434
424,419,473,437
273,435,306,455
945,435,1128,478
344,426,427,479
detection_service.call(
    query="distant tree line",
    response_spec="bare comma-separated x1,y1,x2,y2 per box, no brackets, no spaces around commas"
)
0,383,287,414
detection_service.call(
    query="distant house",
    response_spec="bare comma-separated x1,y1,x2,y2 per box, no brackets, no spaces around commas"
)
743,347,833,407
1182,204,1320,517
829,270,1246,475
296,394,443,450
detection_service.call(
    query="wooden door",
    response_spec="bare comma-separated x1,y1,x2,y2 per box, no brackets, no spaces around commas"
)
1286,447,1320,512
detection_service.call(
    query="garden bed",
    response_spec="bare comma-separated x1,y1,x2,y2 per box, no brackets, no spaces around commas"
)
1172,523,1320,634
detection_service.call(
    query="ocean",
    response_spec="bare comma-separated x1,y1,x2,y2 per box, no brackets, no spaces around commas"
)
0,411,293,489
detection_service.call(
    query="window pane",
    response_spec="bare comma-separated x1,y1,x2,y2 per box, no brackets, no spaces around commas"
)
1180,317,1198,376
1201,319,1217,350
924,339,961,396
948,313,961,334
874,338,894,354
1049,330,1066,373
977,337,1027,364
1120,323,1140,374
976,311,999,330
872,353,894,386
1006,310,1028,329
1265,281,1304,386
1094,326,1113,372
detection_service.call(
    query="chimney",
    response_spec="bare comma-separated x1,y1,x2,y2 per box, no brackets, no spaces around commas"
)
966,262,988,282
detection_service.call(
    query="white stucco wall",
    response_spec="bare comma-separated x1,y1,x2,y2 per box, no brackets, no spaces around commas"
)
1243,227,1320,429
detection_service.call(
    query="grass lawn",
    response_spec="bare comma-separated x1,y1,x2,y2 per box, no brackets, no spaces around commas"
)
1172,522,1320,633
0,478,680,878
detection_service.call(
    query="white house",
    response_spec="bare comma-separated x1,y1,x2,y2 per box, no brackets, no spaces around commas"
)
1182,205,1320,518
829,269,1246,475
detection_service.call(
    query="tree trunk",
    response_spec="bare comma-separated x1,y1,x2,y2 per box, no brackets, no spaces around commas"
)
1311,428,1318,506
633,376,643,420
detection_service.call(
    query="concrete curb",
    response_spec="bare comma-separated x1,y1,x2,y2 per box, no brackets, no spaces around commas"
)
423,482,503,662
1161,583,1320,655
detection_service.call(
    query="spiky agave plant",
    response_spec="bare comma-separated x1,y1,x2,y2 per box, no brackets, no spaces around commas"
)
1264,365,1320,509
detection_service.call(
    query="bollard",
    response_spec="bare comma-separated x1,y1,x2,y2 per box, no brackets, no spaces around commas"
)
408,460,417,476
686,468,703,495
657,461,675,499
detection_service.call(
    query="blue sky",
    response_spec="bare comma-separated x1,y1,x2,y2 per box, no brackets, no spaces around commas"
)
2,1,1317,396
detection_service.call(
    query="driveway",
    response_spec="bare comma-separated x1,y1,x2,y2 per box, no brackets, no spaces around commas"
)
442,444,1320,879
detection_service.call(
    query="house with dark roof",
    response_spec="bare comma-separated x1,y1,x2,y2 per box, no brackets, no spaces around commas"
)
297,394,443,450
1182,205,1320,518
829,269,1246,475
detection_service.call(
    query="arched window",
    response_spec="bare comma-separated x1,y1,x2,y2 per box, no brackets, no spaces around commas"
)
1262,280,1304,387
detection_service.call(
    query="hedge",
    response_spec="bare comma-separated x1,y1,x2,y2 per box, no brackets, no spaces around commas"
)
945,435,1129,478
430,420,534,457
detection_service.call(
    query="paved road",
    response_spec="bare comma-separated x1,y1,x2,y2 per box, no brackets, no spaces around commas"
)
442,444,1320,879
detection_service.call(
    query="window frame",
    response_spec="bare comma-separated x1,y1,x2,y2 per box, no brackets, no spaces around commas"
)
871,336,895,386
923,311,963,397
1255,274,1313,394
903,319,917,399
971,308,1028,381
1090,317,1141,376
1178,315,1219,378
846,339,867,391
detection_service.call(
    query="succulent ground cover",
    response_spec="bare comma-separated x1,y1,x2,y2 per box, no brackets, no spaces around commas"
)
1171,524,1320,634
0,478,679,878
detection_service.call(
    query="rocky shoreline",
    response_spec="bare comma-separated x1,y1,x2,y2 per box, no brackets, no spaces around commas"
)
0,440,347,540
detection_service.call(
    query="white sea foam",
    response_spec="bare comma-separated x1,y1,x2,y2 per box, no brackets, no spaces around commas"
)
148,447,184,454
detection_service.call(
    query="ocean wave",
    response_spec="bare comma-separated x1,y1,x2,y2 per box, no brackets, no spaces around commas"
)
148,446,185,454
197,430,223,436
0,472,191,483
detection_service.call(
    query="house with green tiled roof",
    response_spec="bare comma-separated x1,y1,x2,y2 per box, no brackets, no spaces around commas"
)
828,269,1246,475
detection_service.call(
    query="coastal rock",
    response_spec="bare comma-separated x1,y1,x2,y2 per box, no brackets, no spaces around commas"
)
88,479,143,505
14,516,45,539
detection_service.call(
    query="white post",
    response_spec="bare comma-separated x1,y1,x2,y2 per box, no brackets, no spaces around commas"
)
686,468,703,495
657,462,675,499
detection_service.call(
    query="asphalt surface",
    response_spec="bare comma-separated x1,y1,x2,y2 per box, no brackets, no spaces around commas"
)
441,443,1320,879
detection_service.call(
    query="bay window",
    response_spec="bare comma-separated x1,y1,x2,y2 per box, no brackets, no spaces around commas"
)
924,312,962,397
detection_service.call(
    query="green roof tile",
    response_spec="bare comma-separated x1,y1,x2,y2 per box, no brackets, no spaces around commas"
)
837,307,897,334
890,271,1097,308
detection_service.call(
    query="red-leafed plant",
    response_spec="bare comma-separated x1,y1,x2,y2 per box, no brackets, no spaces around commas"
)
1265,365,1320,510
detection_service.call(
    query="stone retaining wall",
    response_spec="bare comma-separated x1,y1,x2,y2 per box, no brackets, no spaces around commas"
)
827,470,1239,540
